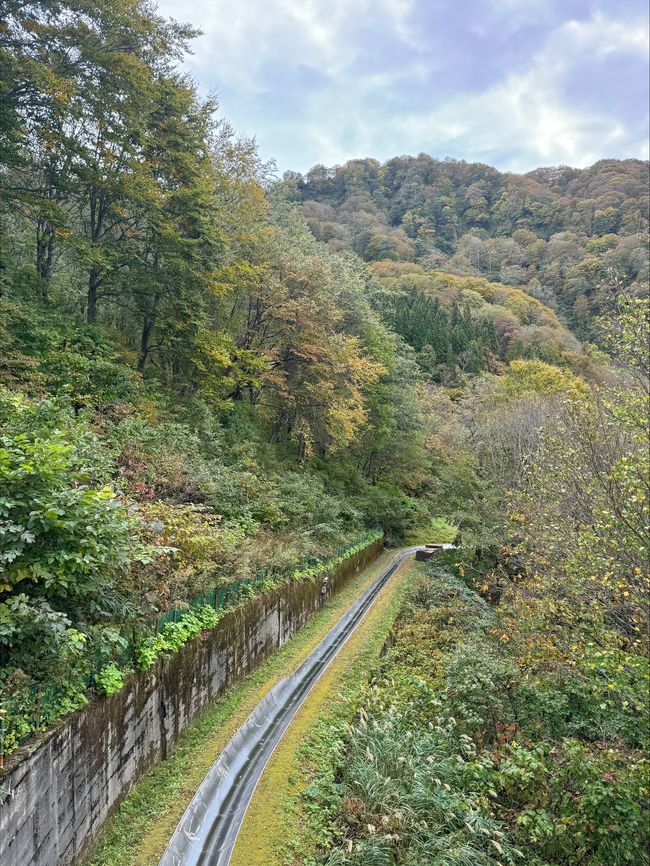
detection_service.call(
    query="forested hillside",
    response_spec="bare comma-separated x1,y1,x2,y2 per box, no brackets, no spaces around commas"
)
0,4,649,863
291,156,649,337
0,0,438,748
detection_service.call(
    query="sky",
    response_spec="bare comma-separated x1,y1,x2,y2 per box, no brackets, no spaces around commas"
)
155,0,650,176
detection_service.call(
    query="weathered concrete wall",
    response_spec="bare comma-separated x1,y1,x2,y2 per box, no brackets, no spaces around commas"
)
0,539,383,866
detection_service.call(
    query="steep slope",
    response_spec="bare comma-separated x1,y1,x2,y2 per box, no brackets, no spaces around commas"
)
290,156,649,335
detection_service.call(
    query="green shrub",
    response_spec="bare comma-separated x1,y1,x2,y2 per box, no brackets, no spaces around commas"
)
353,481,430,545
0,389,142,602
303,558,650,866
41,347,139,409
477,739,650,865
94,662,127,696
441,640,519,742
134,604,221,671
290,531,382,582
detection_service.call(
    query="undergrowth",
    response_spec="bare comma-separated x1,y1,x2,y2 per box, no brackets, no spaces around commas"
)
290,565,649,866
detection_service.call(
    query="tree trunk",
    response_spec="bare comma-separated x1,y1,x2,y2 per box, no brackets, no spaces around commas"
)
138,319,153,372
87,187,107,324
297,432,306,463
87,266,100,324
36,218,55,298
138,292,161,372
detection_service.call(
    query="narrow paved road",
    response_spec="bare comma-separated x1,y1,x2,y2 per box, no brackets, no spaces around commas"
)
158,548,416,866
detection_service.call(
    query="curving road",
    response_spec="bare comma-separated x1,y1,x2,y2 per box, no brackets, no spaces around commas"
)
158,547,415,866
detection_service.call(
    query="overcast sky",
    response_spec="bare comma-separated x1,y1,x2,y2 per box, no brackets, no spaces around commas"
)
155,0,649,175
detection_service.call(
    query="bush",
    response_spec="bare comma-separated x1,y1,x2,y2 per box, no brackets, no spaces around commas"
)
476,739,650,865
138,501,247,602
353,481,430,545
94,662,127,696
134,604,221,671
0,389,141,604
514,655,650,751
441,640,519,742
41,346,139,409
301,557,650,866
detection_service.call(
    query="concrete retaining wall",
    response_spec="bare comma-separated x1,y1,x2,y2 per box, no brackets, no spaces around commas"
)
0,538,383,866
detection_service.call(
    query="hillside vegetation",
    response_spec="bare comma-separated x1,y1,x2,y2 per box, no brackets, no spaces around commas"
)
0,8,648,860
294,561,649,866
291,156,649,338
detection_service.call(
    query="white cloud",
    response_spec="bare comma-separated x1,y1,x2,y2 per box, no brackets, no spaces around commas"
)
155,1,649,172
156,0,418,89
473,0,556,37
551,12,649,58
389,13,649,170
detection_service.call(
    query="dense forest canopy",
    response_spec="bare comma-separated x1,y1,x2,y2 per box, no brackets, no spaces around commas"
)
290,155,649,337
0,3,649,863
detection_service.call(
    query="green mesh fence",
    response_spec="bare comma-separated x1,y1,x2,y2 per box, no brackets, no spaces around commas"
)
153,531,380,633
0,529,382,758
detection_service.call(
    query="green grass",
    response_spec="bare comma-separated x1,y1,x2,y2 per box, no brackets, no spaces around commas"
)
405,516,457,546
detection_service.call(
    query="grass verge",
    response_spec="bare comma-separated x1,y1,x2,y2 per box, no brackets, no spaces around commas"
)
229,558,426,866
82,549,396,866
405,516,457,546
